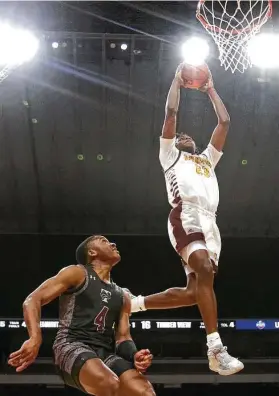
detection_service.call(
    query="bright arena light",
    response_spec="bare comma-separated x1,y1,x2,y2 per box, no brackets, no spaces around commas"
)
0,23,39,66
248,34,279,69
121,43,128,51
181,37,209,66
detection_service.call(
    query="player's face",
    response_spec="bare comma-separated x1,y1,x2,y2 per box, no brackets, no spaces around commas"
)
89,237,121,266
175,134,196,154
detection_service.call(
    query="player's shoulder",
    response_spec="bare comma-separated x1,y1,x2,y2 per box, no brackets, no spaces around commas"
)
111,282,124,295
159,136,177,150
58,264,86,282
199,143,214,158
57,265,87,294
159,137,180,169
199,151,209,160
199,144,223,169
202,143,222,154
198,150,213,167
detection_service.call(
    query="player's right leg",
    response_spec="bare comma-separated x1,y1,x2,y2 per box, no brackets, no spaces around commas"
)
184,248,216,334
184,248,243,375
79,358,120,396
102,353,156,396
53,341,120,396
168,204,243,375
118,368,156,396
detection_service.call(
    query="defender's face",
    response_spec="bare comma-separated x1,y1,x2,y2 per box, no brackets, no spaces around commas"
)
175,134,196,154
88,236,120,266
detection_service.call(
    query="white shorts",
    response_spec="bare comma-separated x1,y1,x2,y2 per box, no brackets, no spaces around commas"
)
168,203,221,275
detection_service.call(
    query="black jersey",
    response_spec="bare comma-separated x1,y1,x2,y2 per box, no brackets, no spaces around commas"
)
54,265,124,352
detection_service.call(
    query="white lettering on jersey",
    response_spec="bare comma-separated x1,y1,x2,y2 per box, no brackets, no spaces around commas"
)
160,138,222,213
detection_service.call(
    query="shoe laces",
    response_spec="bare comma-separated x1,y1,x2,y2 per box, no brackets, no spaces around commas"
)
217,346,239,365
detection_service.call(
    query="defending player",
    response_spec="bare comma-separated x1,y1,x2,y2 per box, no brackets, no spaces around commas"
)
130,64,243,376
8,235,155,396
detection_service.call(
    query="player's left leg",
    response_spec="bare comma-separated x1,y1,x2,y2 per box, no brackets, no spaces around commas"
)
141,257,221,310
118,369,155,396
103,355,155,396
127,252,221,312
129,272,197,312
186,220,243,376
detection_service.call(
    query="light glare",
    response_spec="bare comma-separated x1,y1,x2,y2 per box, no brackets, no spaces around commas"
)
0,24,39,66
181,37,209,66
248,34,279,69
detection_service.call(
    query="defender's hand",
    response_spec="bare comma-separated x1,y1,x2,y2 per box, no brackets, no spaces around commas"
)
8,337,41,372
134,349,153,373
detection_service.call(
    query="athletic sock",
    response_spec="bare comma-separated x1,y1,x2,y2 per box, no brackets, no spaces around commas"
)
206,332,222,349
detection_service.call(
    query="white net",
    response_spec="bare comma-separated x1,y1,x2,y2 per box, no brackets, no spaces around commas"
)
196,0,272,73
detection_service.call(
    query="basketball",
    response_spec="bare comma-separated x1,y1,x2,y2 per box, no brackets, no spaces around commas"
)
181,63,210,89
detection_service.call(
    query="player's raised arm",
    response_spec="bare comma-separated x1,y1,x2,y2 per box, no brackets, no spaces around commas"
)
115,293,133,344
161,65,183,139
115,293,153,373
8,265,85,372
203,74,230,152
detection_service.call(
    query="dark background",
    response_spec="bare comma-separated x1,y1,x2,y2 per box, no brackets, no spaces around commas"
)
0,1,279,237
1,235,277,319
0,1,278,321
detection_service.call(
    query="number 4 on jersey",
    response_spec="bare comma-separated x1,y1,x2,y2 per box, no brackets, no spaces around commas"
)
94,306,109,333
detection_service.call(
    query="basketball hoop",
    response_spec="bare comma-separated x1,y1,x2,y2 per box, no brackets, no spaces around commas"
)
196,0,272,73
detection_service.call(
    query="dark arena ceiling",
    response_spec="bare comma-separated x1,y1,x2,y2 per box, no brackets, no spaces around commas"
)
1,1,279,237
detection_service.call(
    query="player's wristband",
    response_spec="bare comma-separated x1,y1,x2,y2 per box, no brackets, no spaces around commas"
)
130,295,146,313
116,340,138,362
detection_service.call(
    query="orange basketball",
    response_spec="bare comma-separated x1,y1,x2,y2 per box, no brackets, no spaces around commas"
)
181,63,210,89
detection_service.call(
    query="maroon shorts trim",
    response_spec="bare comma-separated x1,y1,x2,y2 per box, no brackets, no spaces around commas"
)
169,202,205,254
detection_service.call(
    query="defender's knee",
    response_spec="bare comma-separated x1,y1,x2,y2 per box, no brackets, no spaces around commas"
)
95,374,120,396
102,376,120,394
139,383,156,396
143,387,156,396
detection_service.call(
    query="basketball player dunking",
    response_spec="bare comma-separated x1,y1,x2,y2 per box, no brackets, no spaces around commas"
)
8,236,155,396
129,64,244,375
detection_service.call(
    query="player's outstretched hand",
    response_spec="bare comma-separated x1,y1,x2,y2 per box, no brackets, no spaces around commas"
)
199,69,214,92
134,349,153,373
8,338,41,372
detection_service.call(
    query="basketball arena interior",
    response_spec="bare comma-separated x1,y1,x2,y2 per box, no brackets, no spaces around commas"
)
1,1,279,395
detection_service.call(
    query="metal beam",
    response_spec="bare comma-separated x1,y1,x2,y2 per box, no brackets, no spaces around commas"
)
42,32,175,41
